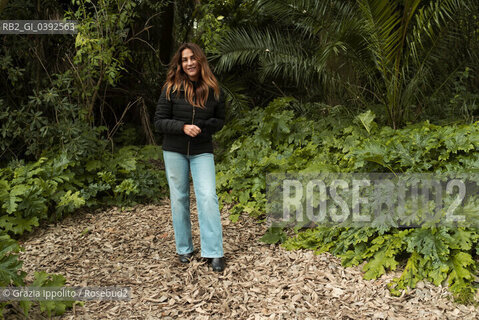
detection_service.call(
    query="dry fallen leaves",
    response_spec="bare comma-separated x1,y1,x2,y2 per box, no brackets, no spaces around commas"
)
8,186,479,319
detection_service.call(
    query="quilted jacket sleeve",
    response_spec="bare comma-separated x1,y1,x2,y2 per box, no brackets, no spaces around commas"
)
195,89,226,135
154,88,186,134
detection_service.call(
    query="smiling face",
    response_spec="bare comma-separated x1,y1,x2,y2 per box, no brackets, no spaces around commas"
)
181,48,200,81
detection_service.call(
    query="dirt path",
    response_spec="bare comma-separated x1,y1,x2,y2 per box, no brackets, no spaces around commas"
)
10,192,479,319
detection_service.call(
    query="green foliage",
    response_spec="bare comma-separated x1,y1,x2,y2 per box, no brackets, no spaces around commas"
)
0,233,74,319
0,144,166,317
215,0,362,102
0,0,477,314
193,0,258,53
19,271,76,318
0,72,109,164
215,0,478,127
217,98,479,302
0,145,167,236
283,225,479,303
0,53,24,86
66,0,137,122
443,67,479,123
357,0,466,128
259,226,287,244
216,97,324,220
194,3,230,54
0,0,149,164
0,234,25,287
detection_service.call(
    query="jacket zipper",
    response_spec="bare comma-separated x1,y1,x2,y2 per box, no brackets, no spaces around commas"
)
187,106,196,156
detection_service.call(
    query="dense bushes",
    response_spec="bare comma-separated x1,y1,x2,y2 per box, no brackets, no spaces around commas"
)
1,145,167,234
215,97,479,303
0,145,167,317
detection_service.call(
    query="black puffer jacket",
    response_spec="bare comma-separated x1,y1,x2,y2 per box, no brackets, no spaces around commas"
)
154,83,226,155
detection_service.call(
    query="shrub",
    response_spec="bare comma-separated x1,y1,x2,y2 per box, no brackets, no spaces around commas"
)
216,97,479,302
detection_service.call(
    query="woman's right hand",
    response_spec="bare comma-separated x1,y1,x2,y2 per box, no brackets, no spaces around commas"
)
183,124,201,137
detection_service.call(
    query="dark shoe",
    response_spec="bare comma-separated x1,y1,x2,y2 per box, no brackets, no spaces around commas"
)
178,252,194,263
209,257,225,272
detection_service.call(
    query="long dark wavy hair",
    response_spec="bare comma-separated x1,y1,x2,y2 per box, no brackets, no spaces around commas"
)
163,43,220,109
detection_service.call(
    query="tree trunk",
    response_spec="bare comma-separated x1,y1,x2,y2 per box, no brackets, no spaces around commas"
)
0,0,9,15
159,1,174,66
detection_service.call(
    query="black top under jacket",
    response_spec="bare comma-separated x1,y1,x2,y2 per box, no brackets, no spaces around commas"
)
154,82,226,155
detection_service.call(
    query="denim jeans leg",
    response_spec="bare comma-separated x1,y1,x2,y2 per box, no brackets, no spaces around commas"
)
162,150,194,255
190,153,224,258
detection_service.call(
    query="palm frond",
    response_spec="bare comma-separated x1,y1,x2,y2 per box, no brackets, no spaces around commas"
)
219,76,251,115
215,25,351,97
406,0,464,64
258,0,358,36
357,0,403,72
214,27,293,73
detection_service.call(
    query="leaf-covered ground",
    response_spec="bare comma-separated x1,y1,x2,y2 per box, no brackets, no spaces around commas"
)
9,188,479,319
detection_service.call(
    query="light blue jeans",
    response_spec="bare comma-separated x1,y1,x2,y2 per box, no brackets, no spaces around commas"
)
162,150,224,258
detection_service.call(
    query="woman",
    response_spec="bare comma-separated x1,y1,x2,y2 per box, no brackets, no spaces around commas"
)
154,43,226,272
